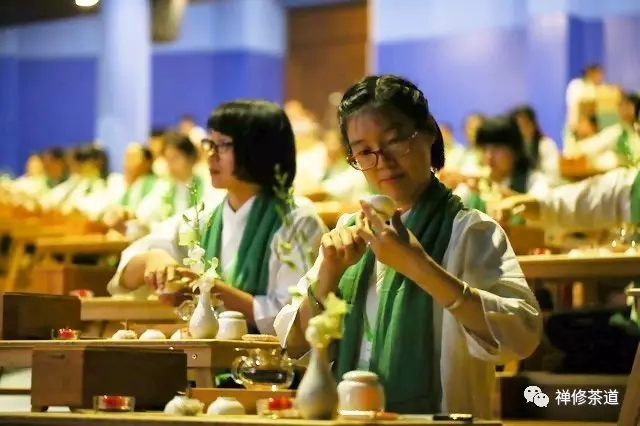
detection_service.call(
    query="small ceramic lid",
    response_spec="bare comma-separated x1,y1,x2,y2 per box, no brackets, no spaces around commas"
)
342,370,380,382
219,311,244,319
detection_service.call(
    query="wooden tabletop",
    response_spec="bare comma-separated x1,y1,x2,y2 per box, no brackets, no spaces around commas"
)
81,297,178,322
0,339,280,369
35,235,131,255
518,253,640,280
0,413,501,426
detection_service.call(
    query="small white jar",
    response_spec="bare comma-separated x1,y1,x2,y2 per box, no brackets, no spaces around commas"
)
206,397,246,415
337,370,385,413
216,311,248,340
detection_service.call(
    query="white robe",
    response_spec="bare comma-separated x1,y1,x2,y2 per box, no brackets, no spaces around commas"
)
274,209,542,418
107,195,328,335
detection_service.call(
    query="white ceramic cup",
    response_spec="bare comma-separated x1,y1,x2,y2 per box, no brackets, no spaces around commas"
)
216,311,248,340
337,370,385,413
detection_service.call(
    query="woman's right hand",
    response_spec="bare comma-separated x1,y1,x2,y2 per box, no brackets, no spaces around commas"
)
318,212,369,279
495,194,541,224
143,249,199,293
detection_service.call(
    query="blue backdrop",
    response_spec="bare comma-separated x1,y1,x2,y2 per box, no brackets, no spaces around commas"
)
371,0,640,147
0,0,639,174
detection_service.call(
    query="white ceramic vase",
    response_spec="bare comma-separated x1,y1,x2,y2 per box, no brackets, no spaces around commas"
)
188,279,218,339
295,345,338,420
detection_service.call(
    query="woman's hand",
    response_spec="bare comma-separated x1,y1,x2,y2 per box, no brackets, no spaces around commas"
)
319,213,369,276
143,249,199,294
495,194,541,224
355,200,426,276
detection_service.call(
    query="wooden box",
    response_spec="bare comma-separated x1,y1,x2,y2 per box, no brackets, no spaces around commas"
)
0,292,81,340
29,263,114,297
31,346,187,411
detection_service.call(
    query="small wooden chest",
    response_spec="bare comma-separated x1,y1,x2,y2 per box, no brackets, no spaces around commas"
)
31,346,187,411
0,292,81,340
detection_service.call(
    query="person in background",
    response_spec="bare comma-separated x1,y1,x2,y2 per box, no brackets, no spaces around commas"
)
178,114,207,146
563,113,599,154
455,115,550,215
107,100,327,341
440,122,467,170
511,105,561,186
41,147,68,189
275,75,541,416
136,133,226,227
41,144,106,213
150,128,169,178
568,92,640,170
565,64,604,129
11,154,47,198
496,168,640,373
303,129,369,202
92,143,164,230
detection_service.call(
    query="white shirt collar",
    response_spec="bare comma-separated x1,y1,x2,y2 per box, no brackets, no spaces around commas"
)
222,195,257,226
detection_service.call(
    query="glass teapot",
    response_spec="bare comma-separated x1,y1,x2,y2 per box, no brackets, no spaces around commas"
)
231,348,295,390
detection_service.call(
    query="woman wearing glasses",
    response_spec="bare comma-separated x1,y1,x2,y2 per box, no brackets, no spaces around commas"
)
274,75,542,417
107,100,327,338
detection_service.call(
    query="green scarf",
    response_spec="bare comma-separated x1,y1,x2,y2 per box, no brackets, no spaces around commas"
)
200,194,284,296
164,175,205,217
335,176,463,414
121,174,157,209
615,128,635,165
465,168,528,225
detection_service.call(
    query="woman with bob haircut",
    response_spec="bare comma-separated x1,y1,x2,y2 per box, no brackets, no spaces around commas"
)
107,100,327,336
274,75,542,417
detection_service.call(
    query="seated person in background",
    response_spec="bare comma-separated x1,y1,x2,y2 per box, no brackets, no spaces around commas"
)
497,169,640,373
567,92,640,170
90,143,166,232
454,115,550,216
437,113,486,189
107,100,327,338
440,122,468,170
511,105,561,186
275,75,541,417
563,113,599,155
303,129,369,202
150,128,169,178
11,153,47,198
136,133,226,228
41,144,106,213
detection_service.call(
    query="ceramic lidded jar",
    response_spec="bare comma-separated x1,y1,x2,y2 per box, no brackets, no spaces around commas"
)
164,394,204,416
216,311,248,340
337,370,385,413
206,397,246,415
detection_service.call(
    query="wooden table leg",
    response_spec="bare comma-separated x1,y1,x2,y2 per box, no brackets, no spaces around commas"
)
618,342,640,426
193,368,215,388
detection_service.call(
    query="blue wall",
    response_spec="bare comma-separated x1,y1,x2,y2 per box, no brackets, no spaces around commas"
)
371,0,640,147
0,0,285,175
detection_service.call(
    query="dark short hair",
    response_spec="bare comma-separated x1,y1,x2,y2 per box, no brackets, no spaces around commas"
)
476,115,531,170
207,100,296,193
337,74,445,170
73,144,102,163
623,92,640,119
42,147,65,160
582,63,602,76
151,127,166,138
164,132,198,162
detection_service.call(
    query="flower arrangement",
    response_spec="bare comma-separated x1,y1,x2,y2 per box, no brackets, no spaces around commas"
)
305,292,348,348
271,164,316,303
176,184,220,290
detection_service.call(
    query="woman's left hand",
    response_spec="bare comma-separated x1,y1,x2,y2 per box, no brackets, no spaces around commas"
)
355,200,427,274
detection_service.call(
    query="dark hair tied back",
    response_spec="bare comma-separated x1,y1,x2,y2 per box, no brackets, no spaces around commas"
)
337,74,445,170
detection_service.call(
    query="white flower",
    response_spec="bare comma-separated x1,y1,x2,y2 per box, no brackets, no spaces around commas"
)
188,246,205,261
202,265,219,282
189,260,205,275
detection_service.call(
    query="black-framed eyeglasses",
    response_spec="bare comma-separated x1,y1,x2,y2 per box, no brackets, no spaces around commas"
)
347,131,417,171
201,139,234,156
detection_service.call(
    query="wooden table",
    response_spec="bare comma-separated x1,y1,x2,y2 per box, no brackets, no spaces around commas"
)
618,288,640,426
518,253,640,280
0,413,502,426
80,297,182,338
0,339,280,388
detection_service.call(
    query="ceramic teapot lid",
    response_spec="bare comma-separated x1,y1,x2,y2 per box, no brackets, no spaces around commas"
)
219,311,244,319
342,370,380,382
